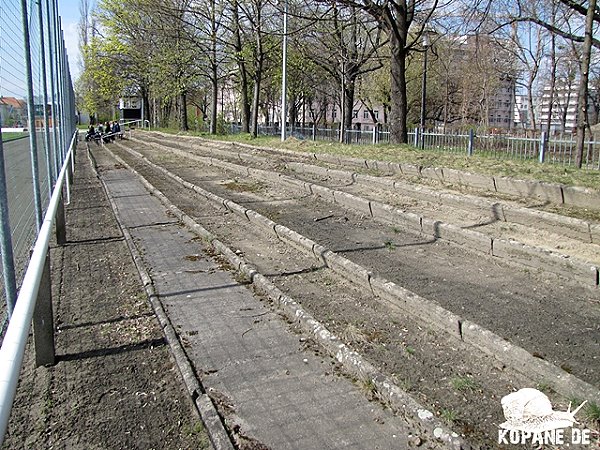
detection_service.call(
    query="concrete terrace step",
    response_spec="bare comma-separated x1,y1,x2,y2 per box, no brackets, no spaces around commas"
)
91,147,449,449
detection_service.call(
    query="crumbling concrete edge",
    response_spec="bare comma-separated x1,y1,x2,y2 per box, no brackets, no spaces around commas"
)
87,146,235,450
116,141,600,405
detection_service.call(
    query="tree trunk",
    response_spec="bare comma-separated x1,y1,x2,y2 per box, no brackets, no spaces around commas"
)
389,31,408,144
231,0,250,133
343,80,355,131
180,91,188,131
575,0,596,168
250,3,263,138
141,85,150,127
209,0,218,134
251,74,261,137
210,64,218,134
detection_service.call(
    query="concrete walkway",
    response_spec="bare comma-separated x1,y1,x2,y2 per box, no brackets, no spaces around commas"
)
94,149,427,449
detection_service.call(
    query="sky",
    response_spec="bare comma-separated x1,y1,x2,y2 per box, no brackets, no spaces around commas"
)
57,0,85,80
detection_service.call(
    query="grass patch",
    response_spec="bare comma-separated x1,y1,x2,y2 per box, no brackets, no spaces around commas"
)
1,132,28,143
154,129,600,190
450,376,479,392
584,401,600,424
440,409,458,423
182,420,211,448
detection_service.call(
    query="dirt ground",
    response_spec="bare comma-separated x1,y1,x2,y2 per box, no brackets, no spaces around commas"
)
2,145,211,450
107,136,600,448
118,137,600,386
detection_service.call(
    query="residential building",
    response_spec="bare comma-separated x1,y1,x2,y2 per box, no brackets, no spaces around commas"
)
513,94,531,130
537,79,579,134
0,97,27,128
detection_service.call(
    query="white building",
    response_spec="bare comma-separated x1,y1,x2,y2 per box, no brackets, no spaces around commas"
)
537,80,579,133
513,94,531,129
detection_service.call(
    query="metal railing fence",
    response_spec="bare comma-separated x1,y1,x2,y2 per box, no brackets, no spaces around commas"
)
227,124,600,170
0,0,76,443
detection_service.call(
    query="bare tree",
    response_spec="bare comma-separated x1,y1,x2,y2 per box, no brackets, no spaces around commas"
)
575,0,596,167
313,0,454,143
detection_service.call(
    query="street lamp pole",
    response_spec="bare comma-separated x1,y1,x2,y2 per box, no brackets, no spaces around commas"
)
280,0,288,141
420,33,430,149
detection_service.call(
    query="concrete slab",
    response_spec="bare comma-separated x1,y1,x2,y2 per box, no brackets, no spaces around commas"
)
494,177,564,205
101,170,420,449
562,185,600,210
443,168,496,191
101,170,177,228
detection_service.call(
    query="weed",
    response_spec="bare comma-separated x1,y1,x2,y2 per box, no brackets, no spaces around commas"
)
182,421,211,446
233,272,249,284
584,401,600,424
361,378,377,396
441,409,458,423
567,396,585,410
536,381,552,394
396,378,414,392
451,376,478,392
384,240,396,251
405,346,416,355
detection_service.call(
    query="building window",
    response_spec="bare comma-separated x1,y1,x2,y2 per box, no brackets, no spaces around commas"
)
363,110,369,119
374,110,379,120
353,110,359,118
332,109,337,119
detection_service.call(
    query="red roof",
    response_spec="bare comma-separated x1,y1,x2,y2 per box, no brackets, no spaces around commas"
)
0,97,27,109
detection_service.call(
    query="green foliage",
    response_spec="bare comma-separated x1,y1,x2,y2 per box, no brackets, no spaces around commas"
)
440,409,458,423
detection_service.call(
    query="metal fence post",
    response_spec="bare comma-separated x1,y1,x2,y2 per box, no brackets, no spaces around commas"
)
539,131,547,163
20,0,44,231
468,129,474,156
55,190,66,245
414,127,419,147
372,124,377,145
0,124,18,319
33,253,55,366
312,124,316,141
38,0,55,192
46,0,60,180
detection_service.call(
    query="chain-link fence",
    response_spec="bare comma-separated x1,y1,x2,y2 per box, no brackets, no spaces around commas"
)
0,0,76,342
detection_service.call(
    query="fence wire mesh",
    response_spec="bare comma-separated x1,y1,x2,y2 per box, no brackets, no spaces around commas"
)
0,0,75,342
